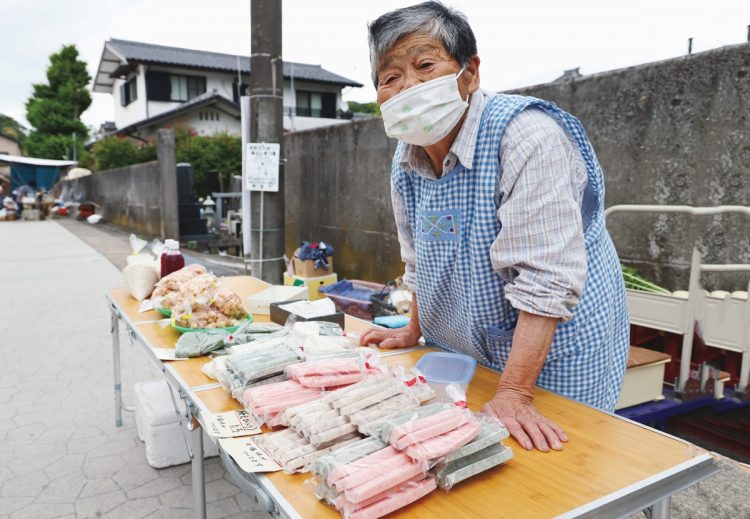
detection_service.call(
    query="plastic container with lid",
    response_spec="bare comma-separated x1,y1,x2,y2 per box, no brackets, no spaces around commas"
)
415,351,477,402
160,239,185,277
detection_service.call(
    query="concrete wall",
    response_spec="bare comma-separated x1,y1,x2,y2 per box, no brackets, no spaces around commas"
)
284,43,750,290
511,43,750,291
59,161,163,236
59,129,178,239
284,118,401,283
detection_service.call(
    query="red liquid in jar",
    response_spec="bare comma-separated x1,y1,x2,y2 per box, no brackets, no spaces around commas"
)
161,251,185,277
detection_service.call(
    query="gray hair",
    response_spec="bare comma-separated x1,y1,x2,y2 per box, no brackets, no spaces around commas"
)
367,1,477,87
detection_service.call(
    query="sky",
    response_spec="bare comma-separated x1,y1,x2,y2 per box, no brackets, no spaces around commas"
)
2,0,749,132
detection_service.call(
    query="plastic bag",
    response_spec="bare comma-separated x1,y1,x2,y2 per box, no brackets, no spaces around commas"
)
364,382,482,463
168,273,249,329
340,475,436,518
174,329,228,358
432,420,513,491
123,263,158,302
220,343,302,398
258,428,360,474
152,264,208,307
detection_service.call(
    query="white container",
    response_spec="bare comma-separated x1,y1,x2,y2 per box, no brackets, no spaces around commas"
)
247,285,309,315
134,380,218,468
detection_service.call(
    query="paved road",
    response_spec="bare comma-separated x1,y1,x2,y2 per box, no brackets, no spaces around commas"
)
0,221,269,519
2,219,749,519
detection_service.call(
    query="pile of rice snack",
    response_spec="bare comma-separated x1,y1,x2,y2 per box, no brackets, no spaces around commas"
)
152,265,248,329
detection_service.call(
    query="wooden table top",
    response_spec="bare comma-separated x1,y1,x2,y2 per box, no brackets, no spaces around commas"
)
108,277,709,518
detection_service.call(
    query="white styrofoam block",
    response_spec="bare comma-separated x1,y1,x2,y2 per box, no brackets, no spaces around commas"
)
247,285,309,315
615,361,669,410
134,380,218,468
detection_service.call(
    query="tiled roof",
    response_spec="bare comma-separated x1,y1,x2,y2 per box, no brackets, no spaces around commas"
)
108,39,363,87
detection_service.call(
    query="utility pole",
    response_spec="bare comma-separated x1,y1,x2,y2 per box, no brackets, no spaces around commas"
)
249,0,285,282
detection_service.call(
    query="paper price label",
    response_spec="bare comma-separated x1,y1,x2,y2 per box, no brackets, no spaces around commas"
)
204,410,262,438
219,436,282,473
139,299,155,313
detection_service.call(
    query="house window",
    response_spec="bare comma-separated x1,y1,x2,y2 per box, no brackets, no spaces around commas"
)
233,82,248,103
199,111,220,121
120,78,137,107
170,75,206,102
295,91,337,118
146,71,205,102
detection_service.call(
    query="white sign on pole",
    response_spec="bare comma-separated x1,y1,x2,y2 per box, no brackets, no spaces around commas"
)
246,143,280,192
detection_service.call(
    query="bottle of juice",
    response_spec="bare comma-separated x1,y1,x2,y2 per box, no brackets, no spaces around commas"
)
161,239,185,277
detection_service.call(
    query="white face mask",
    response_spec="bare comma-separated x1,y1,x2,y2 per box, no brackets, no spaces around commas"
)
380,67,469,146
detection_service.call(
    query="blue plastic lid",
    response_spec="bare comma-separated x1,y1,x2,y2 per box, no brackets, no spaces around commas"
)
415,352,477,385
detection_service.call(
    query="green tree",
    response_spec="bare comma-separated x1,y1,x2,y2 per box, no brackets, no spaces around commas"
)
175,131,241,195
88,136,156,171
346,101,381,116
0,113,27,149
25,44,91,160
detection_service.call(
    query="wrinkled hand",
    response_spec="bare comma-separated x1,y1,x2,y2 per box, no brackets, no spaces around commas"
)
482,387,567,452
360,324,420,349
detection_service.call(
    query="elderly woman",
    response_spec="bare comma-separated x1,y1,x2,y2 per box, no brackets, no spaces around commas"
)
360,1,629,453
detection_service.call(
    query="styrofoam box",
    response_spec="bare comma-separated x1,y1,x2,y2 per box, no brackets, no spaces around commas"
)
134,380,218,468
247,285,309,315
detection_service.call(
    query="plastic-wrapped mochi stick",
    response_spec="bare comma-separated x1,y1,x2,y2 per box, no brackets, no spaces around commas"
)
331,378,396,409
405,421,482,462
349,393,419,427
390,407,469,449
306,415,349,435
435,442,514,490
323,375,391,405
344,459,429,504
333,448,412,492
311,437,387,479
348,476,437,519
328,446,404,487
338,383,405,416
309,423,358,446
441,420,509,464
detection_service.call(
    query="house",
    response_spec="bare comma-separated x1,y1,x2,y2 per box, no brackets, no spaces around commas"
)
92,39,363,140
0,134,22,191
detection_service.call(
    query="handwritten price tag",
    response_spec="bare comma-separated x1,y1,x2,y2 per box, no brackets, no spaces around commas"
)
204,410,261,438
219,436,282,473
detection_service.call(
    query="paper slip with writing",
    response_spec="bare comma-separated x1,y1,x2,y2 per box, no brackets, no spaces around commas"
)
219,436,283,473
139,299,155,313
203,410,262,438
278,298,336,319
151,348,188,361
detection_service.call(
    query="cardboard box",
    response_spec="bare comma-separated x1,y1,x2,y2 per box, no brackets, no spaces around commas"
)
246,285,309,315
293,256,334,278
269,301,345,328
283,272,338,301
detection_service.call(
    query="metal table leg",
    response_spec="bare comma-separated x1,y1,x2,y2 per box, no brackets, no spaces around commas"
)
192,423,207,519
110,305,123,427
650,497,671,519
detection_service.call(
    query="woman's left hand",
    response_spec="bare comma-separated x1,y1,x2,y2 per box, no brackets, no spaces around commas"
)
481,387,567,452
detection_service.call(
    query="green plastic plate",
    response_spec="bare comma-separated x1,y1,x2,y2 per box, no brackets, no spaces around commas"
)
171,315,253,334
156,306,172,318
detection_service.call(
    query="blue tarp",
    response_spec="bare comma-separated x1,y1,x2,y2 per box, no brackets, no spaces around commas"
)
10,163,61,192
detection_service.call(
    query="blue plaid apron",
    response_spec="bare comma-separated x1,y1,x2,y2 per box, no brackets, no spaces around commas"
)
392,94,629,411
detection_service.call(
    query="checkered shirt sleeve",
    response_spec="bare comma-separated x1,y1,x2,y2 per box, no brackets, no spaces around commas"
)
491,108,588,321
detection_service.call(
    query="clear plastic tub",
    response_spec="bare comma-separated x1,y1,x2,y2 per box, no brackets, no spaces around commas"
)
415,352,477,401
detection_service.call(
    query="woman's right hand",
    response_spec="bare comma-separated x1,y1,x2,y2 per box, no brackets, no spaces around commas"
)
359,322,421,349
